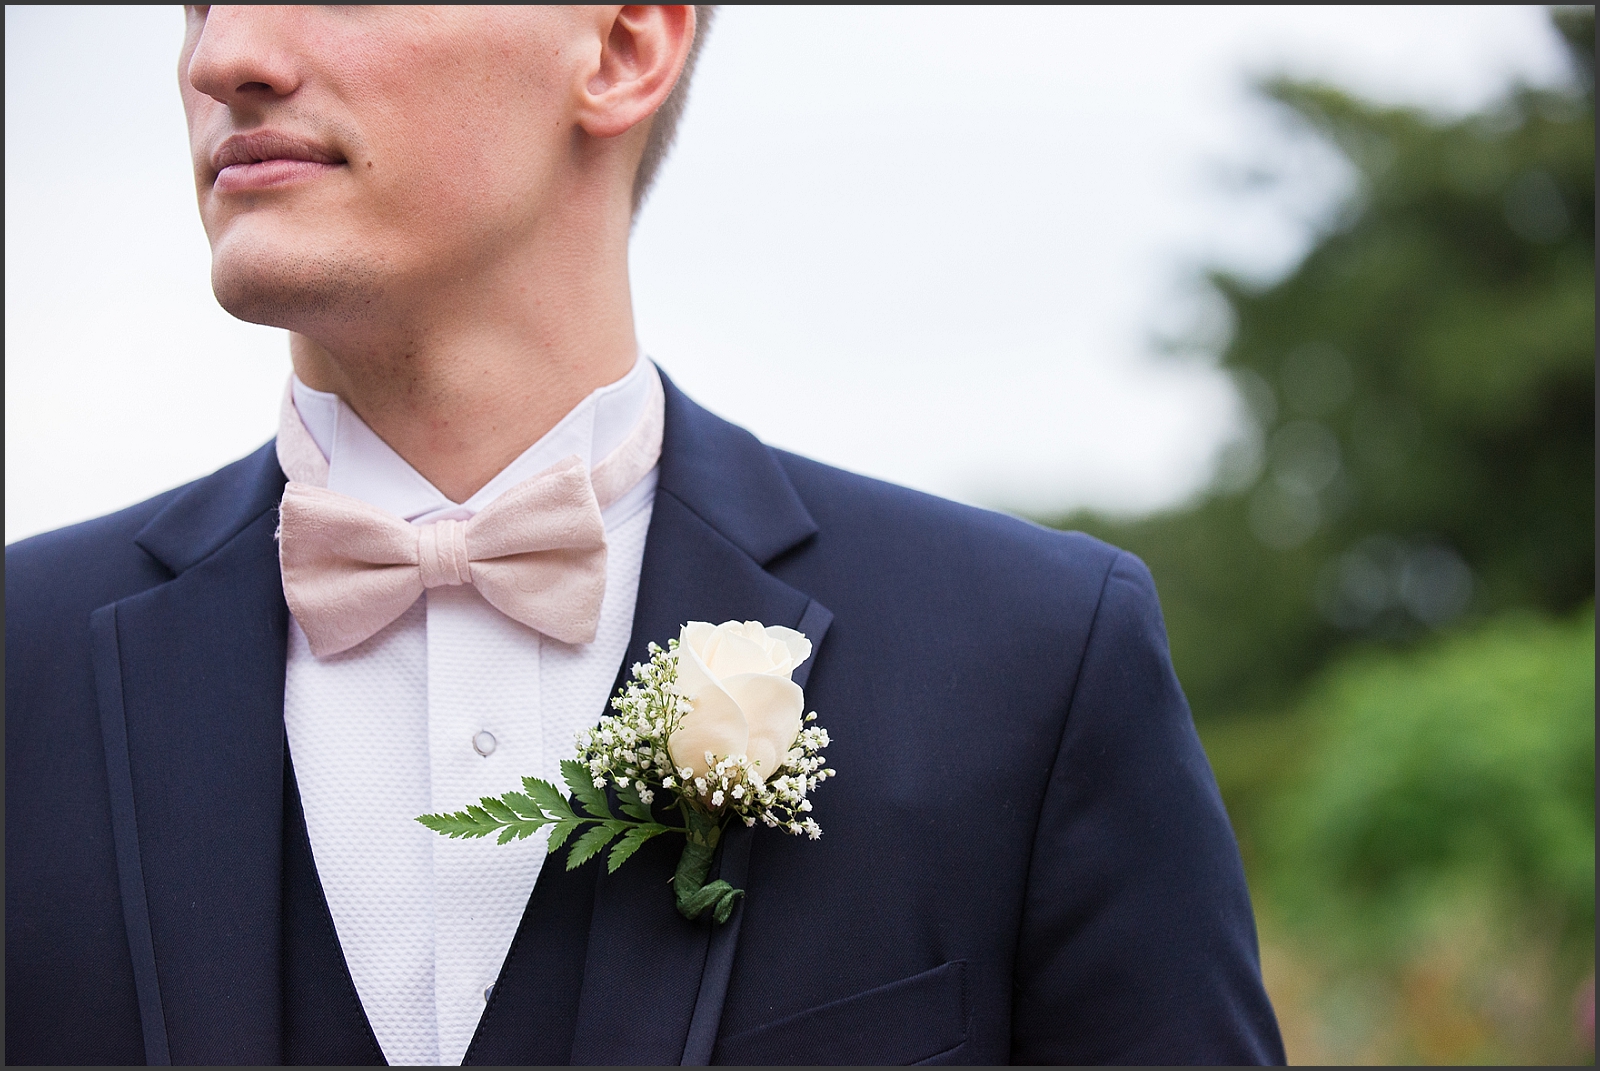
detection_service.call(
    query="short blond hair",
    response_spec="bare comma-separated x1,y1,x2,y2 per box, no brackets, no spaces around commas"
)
632,5,717,215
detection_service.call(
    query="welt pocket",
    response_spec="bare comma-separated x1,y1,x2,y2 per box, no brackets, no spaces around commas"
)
712,960,968,1066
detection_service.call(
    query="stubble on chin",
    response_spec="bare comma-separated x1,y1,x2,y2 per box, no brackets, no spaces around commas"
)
210,245,387,333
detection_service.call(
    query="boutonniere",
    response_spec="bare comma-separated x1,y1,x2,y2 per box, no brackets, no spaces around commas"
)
419,621,834,924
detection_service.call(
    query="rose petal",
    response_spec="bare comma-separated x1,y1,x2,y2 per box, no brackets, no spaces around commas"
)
702,626,776,678
668,682,749,779
675,629,720,699
761,625,812,677
721,673,804,784
741,621,782,662
680,621,717,650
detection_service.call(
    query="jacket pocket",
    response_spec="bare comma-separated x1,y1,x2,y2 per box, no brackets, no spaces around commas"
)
712,960,968,1066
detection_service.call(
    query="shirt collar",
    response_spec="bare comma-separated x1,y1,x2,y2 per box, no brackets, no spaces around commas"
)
291,352,656,525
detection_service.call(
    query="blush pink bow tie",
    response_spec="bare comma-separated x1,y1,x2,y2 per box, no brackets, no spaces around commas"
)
278,457,608,658
273,368,665,658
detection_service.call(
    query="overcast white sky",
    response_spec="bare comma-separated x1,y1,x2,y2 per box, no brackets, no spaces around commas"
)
4,6,1575,544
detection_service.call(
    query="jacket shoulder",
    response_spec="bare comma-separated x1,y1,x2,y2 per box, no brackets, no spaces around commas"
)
5,488,181,619
772,448,1129,595
766,449,1147,696
5,441,283,627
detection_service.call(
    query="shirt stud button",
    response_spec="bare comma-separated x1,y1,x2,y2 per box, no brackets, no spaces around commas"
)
483,982,495,1003
472,731,497,757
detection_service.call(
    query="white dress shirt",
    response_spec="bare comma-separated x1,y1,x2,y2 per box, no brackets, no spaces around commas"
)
283,355,660,1066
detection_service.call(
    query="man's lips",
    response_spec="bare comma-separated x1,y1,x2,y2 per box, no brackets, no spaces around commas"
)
210,131,345,193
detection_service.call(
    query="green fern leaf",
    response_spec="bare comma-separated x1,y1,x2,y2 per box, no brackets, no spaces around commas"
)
616,782,653,822
561,759,614,820
546,819,581,852
524,777,575,821
416,809,498,839
606,824,666,873
500,791,545,821
566,823,618,870
414,812,450,835
479,796,519,824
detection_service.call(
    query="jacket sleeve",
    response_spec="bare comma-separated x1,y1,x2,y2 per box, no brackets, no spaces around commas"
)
1010,552,1286,1064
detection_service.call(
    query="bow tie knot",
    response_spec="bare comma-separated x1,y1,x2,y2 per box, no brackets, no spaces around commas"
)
418,519,471,589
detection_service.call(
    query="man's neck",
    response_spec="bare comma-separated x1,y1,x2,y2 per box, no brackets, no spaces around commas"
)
288,213,638,505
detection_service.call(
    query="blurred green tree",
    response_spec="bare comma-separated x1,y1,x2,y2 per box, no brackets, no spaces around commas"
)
1052,7,1594,743
1266,609,1594,957
1259,606,1595,1063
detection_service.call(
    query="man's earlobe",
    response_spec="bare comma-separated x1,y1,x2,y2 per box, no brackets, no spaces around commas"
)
576,5,695,140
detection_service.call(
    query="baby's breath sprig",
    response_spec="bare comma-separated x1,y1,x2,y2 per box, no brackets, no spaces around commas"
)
419,636,834,924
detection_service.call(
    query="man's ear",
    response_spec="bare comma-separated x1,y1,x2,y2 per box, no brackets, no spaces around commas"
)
576,5,696,140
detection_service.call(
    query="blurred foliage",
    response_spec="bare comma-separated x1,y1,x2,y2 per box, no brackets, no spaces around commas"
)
1047,6,1595,1063
1266,610,1594,951
1258,608,1594,1063
1051,8,1594,730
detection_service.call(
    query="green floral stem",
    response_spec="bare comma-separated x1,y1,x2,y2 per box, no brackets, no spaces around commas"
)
673,805,744,924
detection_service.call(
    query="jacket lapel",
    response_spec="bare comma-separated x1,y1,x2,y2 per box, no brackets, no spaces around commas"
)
92,444,291,1065
565,374,834,1065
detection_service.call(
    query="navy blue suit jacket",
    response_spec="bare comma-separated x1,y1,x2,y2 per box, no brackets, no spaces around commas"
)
6,376,1284,1065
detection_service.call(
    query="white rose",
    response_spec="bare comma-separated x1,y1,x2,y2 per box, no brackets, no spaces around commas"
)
669,620,813,784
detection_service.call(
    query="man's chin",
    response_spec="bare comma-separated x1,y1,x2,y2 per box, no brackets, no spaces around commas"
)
210,243,383,331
